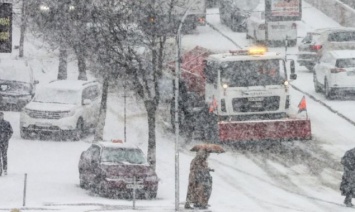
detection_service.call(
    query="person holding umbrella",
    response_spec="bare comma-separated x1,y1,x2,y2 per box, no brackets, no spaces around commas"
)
340,147,355,207
185,144,225,209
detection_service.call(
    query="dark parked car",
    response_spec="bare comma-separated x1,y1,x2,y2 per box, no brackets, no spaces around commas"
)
219,0,251,32
0,60,38,110
78,141,159,199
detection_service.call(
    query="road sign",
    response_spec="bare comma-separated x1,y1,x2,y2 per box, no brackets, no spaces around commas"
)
0,3,12,53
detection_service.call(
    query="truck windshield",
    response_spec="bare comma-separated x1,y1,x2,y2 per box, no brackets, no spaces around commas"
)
220,59,284,87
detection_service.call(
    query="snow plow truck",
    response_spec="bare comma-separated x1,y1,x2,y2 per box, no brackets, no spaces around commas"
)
169,46,312,142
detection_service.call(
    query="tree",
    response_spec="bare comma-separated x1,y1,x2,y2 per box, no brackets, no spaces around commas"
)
26,0,93,80
87,0,180,170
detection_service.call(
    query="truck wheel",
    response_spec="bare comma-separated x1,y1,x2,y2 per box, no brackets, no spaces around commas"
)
287,39,297,47
313,73,321,93
73,118,84,141
20,128,30,139
324,79,334,99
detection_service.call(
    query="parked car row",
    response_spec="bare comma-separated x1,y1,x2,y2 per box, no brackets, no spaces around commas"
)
297,27,355,99
1,67,159,198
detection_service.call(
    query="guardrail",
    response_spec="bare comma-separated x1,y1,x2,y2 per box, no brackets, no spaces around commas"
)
305,0,355,27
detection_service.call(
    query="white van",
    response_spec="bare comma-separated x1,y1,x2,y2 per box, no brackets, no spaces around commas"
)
246,3,297,46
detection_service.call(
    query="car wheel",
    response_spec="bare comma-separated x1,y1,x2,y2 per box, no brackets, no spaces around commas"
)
73,118,84,141
313,74,322,93
324,79,333,99
144,191,157,199
306,65,315,72
20,128,30,140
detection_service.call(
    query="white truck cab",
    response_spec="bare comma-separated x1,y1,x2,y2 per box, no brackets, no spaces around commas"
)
204,47,297,120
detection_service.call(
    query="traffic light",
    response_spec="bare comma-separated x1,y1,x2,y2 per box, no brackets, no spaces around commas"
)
0,3,12,53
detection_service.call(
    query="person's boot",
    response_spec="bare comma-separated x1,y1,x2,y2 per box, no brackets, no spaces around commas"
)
4,170,7,175
344,194,353,207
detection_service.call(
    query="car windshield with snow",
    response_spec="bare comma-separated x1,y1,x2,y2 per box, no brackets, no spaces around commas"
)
33,88,81,105
78,141,158,199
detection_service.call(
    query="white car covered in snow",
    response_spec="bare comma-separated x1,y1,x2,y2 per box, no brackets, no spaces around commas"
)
246,3,297,46
313,50,355,99
20,80,101,140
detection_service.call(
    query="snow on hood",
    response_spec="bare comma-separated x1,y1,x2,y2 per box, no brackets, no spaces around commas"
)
100,163,155,177
25,101,77,111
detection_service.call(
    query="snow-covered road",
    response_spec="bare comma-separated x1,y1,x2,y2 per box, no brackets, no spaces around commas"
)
1,2,355,212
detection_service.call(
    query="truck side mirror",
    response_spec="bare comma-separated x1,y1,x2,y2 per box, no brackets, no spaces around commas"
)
290,60,295,74
290,73,297,80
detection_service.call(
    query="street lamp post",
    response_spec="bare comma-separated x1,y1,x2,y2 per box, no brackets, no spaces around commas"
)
175,2,196,211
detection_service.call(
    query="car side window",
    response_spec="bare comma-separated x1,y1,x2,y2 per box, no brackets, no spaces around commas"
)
90,145,101,162
83,85,100,102
82,87,90,101
89,85,100,100
302,33,312,43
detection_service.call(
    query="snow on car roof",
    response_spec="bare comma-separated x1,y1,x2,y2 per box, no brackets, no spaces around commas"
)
0,59,32,82
315,27,355,34
46,80,97,91
208,52,283,62
329,50,355,59
97,141,140,149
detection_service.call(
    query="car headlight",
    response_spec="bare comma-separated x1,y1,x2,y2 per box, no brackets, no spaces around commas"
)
145,175,158,182
23,108,31,115
61,110,75,118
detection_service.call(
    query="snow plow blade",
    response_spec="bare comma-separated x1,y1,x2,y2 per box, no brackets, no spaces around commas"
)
218,119,312,142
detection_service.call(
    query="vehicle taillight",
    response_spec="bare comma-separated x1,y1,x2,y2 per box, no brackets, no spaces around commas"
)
291,23,297,29
198,17,205,24
258,24,266,30
331,68,346,73
311,45,322,51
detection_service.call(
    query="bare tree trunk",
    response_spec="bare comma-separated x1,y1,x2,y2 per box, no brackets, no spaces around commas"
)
19,0,26,58
145,100,157,170
76,44,87,80
57,45,68,80
94,75,109,141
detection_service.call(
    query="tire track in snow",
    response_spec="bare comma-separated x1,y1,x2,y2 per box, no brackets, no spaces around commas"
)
209,156,344,210
214,165,307,211
244,151,334,212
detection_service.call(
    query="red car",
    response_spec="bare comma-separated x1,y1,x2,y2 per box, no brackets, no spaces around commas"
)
78,141,159,199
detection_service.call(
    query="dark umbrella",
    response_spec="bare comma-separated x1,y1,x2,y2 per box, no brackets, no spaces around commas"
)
190,144,225,153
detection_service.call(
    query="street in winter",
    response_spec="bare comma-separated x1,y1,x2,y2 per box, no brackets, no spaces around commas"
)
2,0,355,211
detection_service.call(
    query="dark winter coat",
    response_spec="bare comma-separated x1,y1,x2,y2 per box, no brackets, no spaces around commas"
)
186,151,212,206
0,119,13,147
340,148,355,196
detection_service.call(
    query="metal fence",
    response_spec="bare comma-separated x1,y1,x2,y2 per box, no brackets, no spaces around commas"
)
305,0,355,27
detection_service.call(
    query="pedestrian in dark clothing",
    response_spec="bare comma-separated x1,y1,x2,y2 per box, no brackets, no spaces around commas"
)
185,149,213,209
0,112,13,176
340,147,355,207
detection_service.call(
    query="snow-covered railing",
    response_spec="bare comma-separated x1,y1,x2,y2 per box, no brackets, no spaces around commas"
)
305,0,355,27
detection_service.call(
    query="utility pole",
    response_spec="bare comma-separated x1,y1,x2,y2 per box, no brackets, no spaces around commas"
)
19,0,26,57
